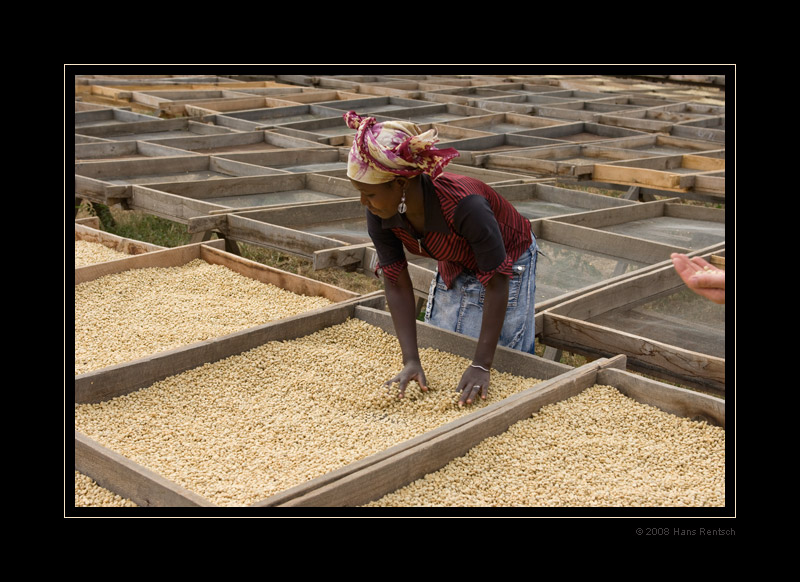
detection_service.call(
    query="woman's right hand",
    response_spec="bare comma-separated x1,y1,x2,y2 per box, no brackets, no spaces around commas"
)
383,360,429,399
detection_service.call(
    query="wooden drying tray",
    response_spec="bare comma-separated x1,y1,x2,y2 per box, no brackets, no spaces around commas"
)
539,244,726,394
74,154,285,207
267,348,725,508
75,222,165,257
74,302,575,508
480,143,666,178
75,240,362,404
592,153,725,195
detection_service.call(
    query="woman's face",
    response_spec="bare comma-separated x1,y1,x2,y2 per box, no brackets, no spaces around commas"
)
351,178,404,219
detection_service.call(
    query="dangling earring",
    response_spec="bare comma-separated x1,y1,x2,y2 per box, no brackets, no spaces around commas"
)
397,190,407,214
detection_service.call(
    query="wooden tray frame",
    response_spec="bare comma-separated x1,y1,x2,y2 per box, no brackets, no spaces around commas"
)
74,240,361,404
540,245,726,394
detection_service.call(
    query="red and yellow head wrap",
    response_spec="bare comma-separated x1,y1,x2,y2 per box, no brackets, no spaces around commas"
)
343,110,460,184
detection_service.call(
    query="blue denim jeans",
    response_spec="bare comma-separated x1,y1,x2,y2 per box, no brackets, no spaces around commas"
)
424,240,539,354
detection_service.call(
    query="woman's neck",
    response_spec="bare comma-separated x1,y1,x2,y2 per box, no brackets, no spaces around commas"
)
402,176,425,230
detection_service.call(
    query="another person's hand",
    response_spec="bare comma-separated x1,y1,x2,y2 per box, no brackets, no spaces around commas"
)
456,364,490,407
671,253,725,304
383,360,429,399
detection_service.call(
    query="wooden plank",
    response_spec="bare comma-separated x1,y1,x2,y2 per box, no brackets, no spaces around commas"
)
593,152,725,193
75,294,383,404
596,368,724,428
130,184,227,223
541,219,684,264
76,241,211,284
74,175,131,203
593,163,684,191
75,431,215,507
221,214,347,258
75,223,166,256
682,154,726,172
75,154,214,180
544,244,724,321
76,241,359,299
664,202,725,223
313,242,371,269
692,172,726,196
547,198,675,229
542,312,724,394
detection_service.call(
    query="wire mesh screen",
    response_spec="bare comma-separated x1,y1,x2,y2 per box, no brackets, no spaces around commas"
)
587,286,725,358
534,240,649,303
598,216,724,250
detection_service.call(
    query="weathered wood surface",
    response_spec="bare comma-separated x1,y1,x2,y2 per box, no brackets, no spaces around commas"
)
548,197,724,229
482,144,665,178
130,173,355,224
74,116,235,139
74,222,165,256
593,153,725,194
75,431,215,507
142,130,333,154
587,133,724,156
542,312,724,394
75,108,157,128
596,367,724,427
75,140,197,161
513,121,652,143
540,245,725,393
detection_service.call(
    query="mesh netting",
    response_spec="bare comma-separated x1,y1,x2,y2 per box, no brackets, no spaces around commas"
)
205,189,340,208
512,200,592,219
599,216,724,250
587,286,725,358
534,240,649,303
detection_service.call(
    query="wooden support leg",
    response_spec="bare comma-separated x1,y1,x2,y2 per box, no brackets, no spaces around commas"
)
190,230,214,243
222,237,241,256
623,185,640,201
543,345,563,362
91,202,116,229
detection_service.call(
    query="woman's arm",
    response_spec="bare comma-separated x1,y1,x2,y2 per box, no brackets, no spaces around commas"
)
456,272,509,406
382,266,428,398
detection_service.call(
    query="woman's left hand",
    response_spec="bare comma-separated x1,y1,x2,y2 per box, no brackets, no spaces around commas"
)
456,365,490,407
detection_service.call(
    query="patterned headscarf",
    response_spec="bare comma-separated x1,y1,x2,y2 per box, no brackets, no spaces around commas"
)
344,110,459,184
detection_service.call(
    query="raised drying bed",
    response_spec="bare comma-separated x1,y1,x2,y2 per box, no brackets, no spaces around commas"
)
540,245,725,394
74,116,238,141
592,153,725,197
478,143,666,178
202,104,348,132
584,133,724,156
439,111,568,135
548,197,725,251
74,302,575,507
75,139,199,162
74,154,290,207
596,101,725,133
75,221,164,265
75,240,361,402
131,173,356,225
75,108,159,130
271,350,725,508
511,121,651,144
131,129,333,155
